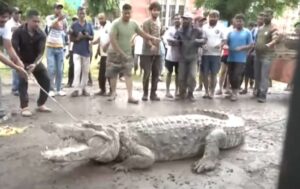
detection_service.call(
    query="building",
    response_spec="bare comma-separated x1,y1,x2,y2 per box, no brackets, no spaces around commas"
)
120,0,200,26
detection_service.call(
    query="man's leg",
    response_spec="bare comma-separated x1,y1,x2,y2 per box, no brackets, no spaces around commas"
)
258,56,273,103
0,77,6,118
165,60,174,98
56,48,65,95
71,54,82,97
254,55,262,97
67,51,74,87
133,54,139,75
140,55,152,101
105,62,119,101
98,56,107,95
46,48,56,94
228,63,243,101
187,60,197,101
33,64,51,110
150,55,161,101
174,63,179,96
81,56,91,96
217,63,227,95
177,61,188,99
12,69,20,95
209,56,221,99
201,56,210,98
18,72,31,116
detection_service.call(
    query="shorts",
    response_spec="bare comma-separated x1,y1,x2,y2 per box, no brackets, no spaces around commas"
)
201,55,221,75
221,55,229,64
105,52,133,78
245,54,254,79
165,60,178,74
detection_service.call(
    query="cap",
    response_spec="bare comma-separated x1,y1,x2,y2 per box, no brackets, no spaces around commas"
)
195,16,206,22
54,2,64,9
12,7,22,14
182,12,193,19
72,15,78,21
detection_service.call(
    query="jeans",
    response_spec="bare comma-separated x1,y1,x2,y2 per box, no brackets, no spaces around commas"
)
11,69,19,92
67,51,74,86
47,47,64,92
254,54,273,96
178,59,197,94
19,64,50,109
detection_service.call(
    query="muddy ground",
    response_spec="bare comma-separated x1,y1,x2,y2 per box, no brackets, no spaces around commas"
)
0,79,290,189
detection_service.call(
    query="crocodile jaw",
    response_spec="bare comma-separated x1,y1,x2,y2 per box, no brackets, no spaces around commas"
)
42,144,90,161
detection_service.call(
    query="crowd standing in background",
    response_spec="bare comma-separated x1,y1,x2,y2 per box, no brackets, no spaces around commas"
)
0,1,283,118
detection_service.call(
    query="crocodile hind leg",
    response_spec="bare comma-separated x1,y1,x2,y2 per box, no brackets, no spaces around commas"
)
193,128,227,173
113,144,155,172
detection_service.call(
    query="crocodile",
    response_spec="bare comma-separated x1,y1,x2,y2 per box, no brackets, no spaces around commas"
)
41,109,245,173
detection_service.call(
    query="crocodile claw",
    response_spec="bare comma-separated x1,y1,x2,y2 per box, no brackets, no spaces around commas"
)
193,158,217,174
112,163,129,172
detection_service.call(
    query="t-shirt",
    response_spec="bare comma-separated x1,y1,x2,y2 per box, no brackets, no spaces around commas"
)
202,23,227,56
0,24,12,40
46,15,68,48
99,21,111,56
5,18,21,34
227,28,253,63
142,18,161,55
134,35,143,55
108,18,141,60
255,24,279,55
164,26,180,62
71,21,94,57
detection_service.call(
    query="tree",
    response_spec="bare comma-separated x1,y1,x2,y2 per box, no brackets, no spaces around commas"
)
3,0,76,17
86,0,120,18
195,0,299,21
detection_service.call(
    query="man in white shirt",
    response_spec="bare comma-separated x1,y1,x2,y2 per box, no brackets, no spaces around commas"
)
164,14,181,98
201,10,226,99
0,3,28,119
5,7,22,96
94,13,112,96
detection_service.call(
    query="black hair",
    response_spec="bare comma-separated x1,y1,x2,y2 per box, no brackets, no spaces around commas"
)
248,21,256,27
149,2,161,11
122,4,132,11
0,1,12,16
264,8,274,16
234,13,245,21
77,6,85,13
26,9,39,19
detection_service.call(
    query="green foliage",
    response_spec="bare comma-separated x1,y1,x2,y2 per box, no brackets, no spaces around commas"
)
3,0,76,17
87,0,120,17
195,0,300,21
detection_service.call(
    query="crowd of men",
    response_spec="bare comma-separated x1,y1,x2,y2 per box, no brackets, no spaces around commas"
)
0,1,280,118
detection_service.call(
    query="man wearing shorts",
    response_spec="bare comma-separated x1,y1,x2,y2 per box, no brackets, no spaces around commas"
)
106,4,160,104
201,10,226,99
164,14,180,98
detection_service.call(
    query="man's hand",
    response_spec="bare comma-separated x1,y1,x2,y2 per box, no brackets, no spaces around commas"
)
151,37,161,46
214,44,221,49
16,66,28,80
26,64,36,73
58,15,66,21
103,43,110,53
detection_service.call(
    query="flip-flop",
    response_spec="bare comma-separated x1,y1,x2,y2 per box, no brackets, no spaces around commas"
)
128,99,139,104
36,106,52,113
21,108,32,117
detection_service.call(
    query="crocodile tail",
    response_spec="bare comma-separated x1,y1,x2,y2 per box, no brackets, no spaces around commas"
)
178,108,229,120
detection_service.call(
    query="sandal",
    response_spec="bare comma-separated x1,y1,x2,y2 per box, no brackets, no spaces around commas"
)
37,105,52,113
128,98,139,104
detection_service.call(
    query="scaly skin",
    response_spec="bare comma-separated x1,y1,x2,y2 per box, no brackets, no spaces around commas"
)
42,109,245,173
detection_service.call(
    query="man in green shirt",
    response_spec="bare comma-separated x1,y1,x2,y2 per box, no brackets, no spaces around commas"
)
254,8,279,103
106,4,160,104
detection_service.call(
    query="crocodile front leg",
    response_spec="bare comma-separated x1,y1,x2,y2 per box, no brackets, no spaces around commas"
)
113,144,155,172
193,128,227,173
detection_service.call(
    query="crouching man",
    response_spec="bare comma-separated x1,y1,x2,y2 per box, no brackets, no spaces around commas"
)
169,13,206,101
12,10,51,117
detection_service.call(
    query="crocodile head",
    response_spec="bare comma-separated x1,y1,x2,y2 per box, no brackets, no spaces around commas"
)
41,122,120,163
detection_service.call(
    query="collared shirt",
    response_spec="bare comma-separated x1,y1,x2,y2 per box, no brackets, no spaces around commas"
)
99,21,111,56
174,26,204,61
202,23,227,56
12,24,46,65
164,26,180,62
71,20,94,57
46,14,68,48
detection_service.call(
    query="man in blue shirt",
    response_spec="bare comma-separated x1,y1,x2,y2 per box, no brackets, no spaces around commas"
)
70,7,94,97
227,14,253,101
